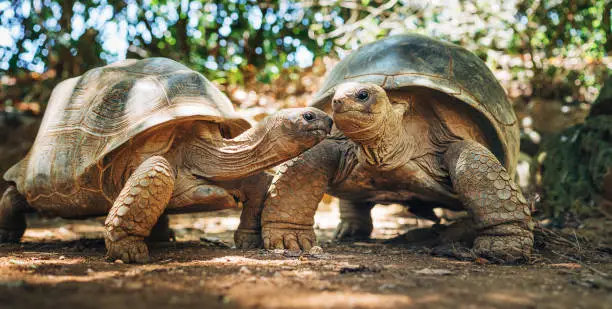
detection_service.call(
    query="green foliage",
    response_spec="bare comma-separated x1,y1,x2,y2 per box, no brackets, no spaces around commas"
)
509,0,611,100
542,78,612,223
0,0,339,83
0,0,610,102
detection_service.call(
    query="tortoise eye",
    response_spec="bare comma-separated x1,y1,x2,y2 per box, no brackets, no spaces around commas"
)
356,90,370,101
302,112,316,121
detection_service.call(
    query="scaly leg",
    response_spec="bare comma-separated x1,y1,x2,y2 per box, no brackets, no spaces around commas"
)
334,200,375,241
234,172,274,249
262,140,342,250
104,156,175,263
444,140,533,263
0,185,30,243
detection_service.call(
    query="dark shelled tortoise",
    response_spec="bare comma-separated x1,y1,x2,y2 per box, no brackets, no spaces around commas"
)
0,58,332,263
259,34,533,263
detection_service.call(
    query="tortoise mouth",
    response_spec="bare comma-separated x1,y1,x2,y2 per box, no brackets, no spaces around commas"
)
333,108,380,116
306,128,331,137
335,109,367,114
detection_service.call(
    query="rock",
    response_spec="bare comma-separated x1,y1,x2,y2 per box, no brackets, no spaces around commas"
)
379,283,397,291
114,259,124,264
414,268,453,276
284,250,301,257
200,236,230,248
339,264,384,274
308,246,324,255
239,266,252,275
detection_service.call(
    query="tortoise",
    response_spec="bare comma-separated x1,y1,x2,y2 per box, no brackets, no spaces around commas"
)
0,58,332,263
256,34,534,263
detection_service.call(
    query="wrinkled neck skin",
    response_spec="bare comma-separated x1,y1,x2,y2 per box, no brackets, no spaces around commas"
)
185,119,296,182
340,102,411,171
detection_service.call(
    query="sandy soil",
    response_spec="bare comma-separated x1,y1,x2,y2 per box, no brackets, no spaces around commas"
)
1,203,611,309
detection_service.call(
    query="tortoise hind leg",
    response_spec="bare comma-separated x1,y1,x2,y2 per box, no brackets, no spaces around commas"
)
334,200,375,241
104,156,175,263
0,185,31,243
146,214,175,243
444,140,534,263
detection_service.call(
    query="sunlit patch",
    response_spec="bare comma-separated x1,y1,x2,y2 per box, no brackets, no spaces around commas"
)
0,257,125,285
226,289,414,308
483,292,536,306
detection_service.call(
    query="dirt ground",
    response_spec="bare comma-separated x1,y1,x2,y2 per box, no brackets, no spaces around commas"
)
1,202,611,309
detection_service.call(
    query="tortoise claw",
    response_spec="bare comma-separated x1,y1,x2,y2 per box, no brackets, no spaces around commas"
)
262,226,315,251
105,236,150,264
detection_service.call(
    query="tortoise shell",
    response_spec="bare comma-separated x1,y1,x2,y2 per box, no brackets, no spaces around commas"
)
311,34,519,173
4,58,250,201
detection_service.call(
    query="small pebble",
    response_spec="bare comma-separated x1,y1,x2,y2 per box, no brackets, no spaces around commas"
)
59,256,65,260
239,266,252,275
114,259,124,264
272,249,285,255
309,246,324,255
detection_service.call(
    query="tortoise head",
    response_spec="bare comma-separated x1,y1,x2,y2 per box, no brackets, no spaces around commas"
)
265,107,333,153
185,107,332,181
331,82,401,144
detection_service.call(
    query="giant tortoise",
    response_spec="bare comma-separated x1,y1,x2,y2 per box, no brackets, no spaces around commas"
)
0,58,332,263
257,34,533,263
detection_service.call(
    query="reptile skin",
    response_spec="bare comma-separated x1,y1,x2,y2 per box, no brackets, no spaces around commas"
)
261,83,534,263
104,156,175,263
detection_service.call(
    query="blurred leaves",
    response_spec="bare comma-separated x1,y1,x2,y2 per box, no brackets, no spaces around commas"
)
0,0,610,111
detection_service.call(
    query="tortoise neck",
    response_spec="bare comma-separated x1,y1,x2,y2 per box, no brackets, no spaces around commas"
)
355,109,411,170
186,119,291,181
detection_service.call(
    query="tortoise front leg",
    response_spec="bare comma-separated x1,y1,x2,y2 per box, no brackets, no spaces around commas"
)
104,156,175,263
334,200,375,241
261,140,341,250
444,140,533,263
0,185,31,243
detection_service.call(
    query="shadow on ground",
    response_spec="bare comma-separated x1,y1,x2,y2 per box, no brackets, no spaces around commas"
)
1,205,611,309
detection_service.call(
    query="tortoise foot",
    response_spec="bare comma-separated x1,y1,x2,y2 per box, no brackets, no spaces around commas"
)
105,236,149,263
334,219,372,241
473,233,533,264
262,224,315,251
0,228,24,243
234,228,262,249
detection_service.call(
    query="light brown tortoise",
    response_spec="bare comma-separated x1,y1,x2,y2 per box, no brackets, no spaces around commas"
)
0,58,332,263
255,34,534,263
